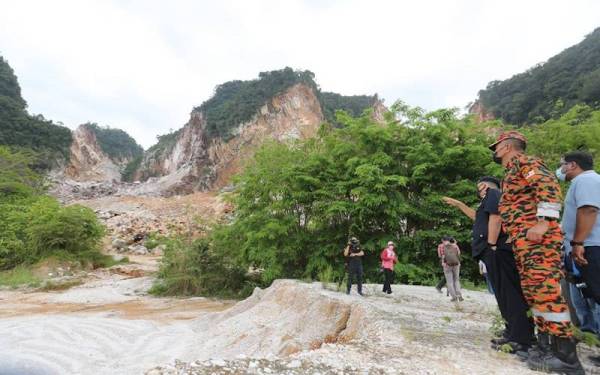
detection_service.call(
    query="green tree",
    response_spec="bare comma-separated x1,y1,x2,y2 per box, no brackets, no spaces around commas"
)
213,105,502,286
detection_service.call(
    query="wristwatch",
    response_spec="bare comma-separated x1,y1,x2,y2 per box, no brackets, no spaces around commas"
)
570,240,584,247
488,243,497,250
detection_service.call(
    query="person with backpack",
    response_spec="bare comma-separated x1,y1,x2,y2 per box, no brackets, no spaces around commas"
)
380,241,398,294
437,236,463,301
343,237,364,296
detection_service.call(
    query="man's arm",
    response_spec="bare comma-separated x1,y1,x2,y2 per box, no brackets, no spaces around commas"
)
343,245,350,257
488,214,502,247
521,161,562,242
572,206,599,266
442,197,475,221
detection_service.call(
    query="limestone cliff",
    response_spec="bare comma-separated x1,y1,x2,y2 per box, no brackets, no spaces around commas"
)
64,124,135,182
468,100,495,123
134,83,324,194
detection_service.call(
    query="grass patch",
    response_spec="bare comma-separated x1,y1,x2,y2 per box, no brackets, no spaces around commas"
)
460,280,488,292
573,326,600,347
0,265,41,288
441,316,452,323
39,279,84,292
488,309,505,338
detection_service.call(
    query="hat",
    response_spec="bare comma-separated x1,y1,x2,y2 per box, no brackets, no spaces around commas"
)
478,176,501,187
387,241,394,246
350,237,359,244
488,131,527,151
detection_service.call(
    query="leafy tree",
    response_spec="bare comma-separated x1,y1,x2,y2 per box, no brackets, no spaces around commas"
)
0,146,105,270
212,105,502,286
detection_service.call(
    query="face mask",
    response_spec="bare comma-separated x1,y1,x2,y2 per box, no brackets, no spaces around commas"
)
477,187,488,199
556,167,566,182
492,144,504,164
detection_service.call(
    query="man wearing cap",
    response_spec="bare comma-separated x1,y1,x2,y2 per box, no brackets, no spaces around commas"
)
443,176,534,353
490,131,583,374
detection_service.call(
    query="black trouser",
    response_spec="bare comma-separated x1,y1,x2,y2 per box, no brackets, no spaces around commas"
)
383,268,394,293
436,277,446,289
347,261,363,294
579,246,600,304
480,247,534,345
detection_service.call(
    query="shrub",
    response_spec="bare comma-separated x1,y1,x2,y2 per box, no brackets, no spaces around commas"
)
151,236,252,298
26,199,105,259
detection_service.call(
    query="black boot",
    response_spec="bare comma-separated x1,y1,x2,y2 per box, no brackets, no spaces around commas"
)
516,332,551,362
527,336,584,375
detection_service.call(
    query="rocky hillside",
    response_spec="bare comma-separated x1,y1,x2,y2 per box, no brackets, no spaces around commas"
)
475,27,600,124
64,124,142,182
133,83,325,194
130,68,382,195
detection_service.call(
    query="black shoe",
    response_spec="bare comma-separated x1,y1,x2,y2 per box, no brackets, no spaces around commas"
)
517,332,551,362
386,291,392,294
527,336,584,375
490,337,510,346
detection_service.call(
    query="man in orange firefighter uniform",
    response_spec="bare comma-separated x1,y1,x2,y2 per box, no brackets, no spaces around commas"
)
490,131,583,374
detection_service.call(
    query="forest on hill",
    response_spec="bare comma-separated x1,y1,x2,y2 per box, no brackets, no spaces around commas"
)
477,27,600,124
0,56,72,169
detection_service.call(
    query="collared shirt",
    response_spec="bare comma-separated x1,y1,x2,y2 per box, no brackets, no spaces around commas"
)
472,188,511,258
562,170,600,246
499,154,563,238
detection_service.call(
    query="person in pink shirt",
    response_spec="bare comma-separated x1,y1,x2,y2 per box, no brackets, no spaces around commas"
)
380,241,398,294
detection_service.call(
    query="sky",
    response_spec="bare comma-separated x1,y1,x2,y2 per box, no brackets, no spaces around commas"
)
1,1,599,149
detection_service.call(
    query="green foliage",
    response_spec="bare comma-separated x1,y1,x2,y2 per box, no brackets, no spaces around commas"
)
320,92,378,124
121,155,143,182
478,28,600,124
0,56,26,109
83,123,143,161
0,147,105,270
520,105,600,169
0,265,40,288
213,103,502,285
26,199,105,260
0,56,72,167
151,236,252,298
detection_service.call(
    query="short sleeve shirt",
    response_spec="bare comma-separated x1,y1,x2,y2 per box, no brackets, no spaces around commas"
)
472,188,511,258
562,171,600,246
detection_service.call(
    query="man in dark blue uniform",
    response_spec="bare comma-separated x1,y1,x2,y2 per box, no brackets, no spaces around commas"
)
443,176,534,352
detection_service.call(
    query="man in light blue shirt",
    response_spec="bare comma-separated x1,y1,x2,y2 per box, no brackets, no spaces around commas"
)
558,150,600,363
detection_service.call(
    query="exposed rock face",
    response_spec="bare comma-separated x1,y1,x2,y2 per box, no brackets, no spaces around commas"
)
65,125,126,182
469,100,495,123
134,83,324,195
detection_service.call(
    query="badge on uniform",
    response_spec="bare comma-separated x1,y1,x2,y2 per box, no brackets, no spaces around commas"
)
525,170,536,180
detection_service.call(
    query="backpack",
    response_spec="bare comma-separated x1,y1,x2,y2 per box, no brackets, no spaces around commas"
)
444,244,460,266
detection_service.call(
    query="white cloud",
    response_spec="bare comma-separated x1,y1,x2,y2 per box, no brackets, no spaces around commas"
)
1,0,598,147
